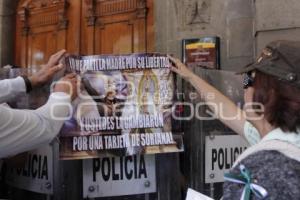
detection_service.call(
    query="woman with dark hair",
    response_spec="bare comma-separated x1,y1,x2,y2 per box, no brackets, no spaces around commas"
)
169,40,300,199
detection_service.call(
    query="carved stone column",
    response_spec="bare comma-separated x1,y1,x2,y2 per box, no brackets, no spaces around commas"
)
0,0,19,68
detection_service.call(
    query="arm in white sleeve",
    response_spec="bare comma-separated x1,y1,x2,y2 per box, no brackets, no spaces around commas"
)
0,77,26,103
0,92,71,158
243,121,261,146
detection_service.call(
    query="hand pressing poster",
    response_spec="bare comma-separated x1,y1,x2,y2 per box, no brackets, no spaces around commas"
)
59,53,183,160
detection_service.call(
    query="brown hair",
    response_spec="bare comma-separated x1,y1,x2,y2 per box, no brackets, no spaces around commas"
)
253,71,300,132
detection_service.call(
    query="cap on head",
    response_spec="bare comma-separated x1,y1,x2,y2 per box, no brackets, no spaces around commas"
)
237,40,300,88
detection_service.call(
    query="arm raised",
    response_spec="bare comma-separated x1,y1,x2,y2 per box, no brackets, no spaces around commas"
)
169,56,245,136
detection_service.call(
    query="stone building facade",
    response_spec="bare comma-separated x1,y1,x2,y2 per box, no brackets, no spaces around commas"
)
154,0,300,71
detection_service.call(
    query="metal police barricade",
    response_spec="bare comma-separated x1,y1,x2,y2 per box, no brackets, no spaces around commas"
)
0,64,246,200
0,68,158,200
200,69,247,188
0,53,182,200
181,67,246,199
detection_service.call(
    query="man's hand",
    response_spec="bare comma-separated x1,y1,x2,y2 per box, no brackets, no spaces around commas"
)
29,49,67,88
53,73,79,100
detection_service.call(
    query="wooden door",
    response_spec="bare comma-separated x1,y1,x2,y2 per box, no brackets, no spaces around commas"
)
15,0,154,68
81,0,154,55
15,0,69,68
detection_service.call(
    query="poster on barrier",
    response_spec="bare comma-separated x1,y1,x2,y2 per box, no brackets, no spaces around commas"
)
59,53,184,160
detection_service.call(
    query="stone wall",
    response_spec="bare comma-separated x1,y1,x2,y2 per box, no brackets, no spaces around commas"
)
154,0,300,71
255,0,300,53
154,0,255,71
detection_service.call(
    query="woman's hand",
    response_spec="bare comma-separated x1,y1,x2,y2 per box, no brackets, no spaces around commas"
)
168,56,194,80
29,49,67,88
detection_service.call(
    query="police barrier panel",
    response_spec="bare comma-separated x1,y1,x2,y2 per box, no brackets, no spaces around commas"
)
200,68,245,185
83,155,156,198
180,66,244,198
205,135,249,183
6,146,54,194
0,65,245,199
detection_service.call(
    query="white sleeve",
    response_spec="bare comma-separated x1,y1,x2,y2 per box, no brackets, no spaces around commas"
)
0,92,71,158
243,121,261,146
0,76,26,103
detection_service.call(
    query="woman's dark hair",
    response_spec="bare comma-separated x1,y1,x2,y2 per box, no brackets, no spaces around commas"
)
253,71,300,132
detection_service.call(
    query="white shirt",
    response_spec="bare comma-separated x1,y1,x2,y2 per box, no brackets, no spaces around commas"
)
0,76,71,158
244,121,300,148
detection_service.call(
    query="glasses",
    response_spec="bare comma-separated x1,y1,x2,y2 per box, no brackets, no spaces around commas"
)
243,71,255,89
